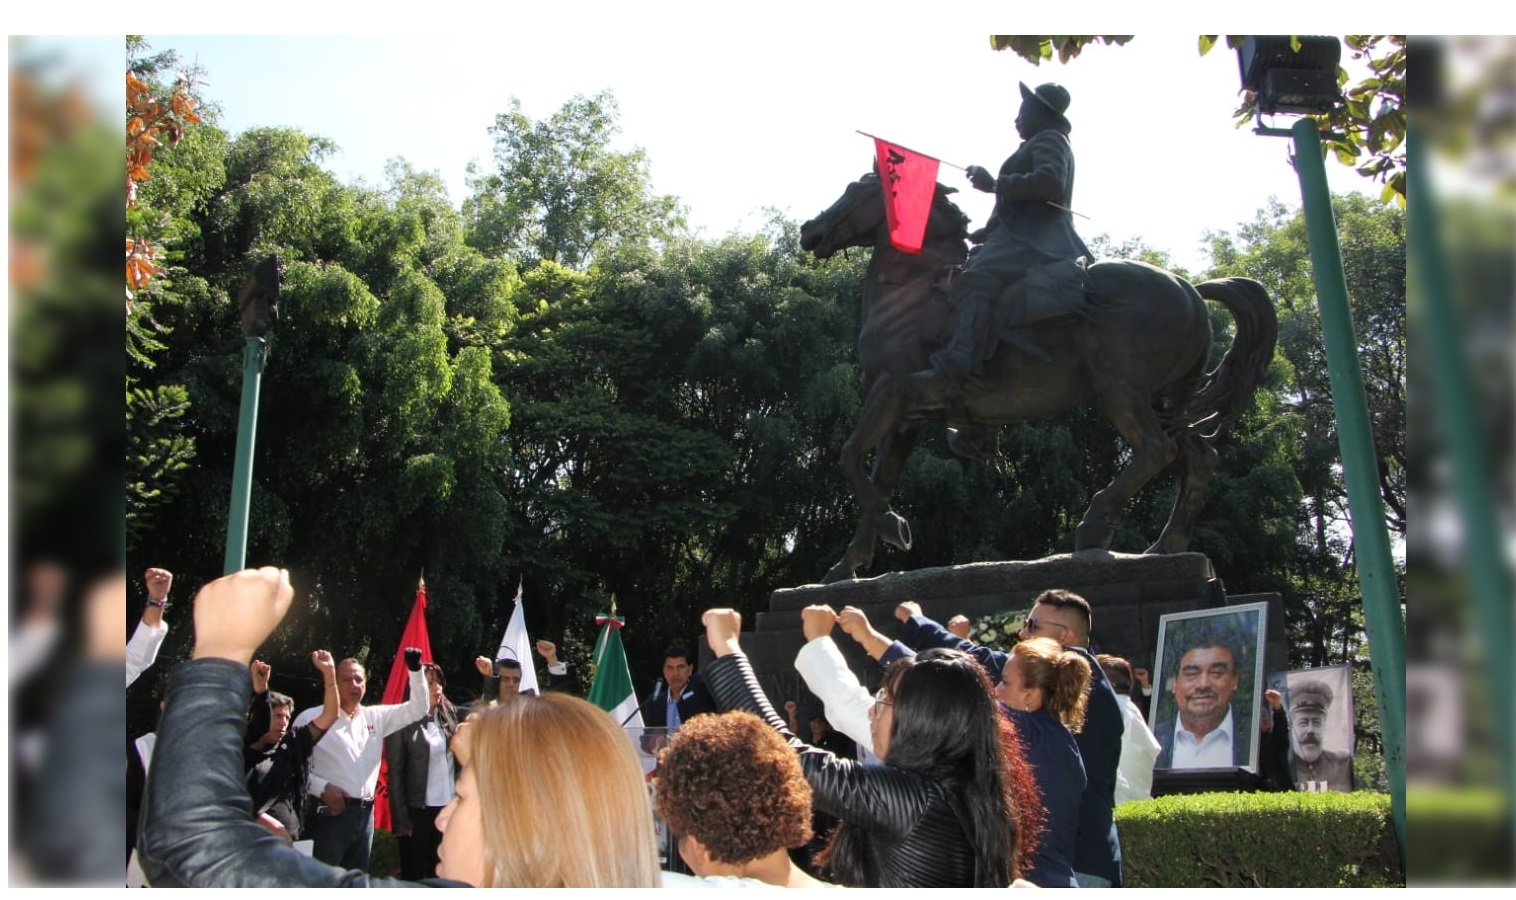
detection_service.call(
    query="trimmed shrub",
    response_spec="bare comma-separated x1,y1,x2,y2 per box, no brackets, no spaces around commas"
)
1116,791,1402,887
1405,789,1514,884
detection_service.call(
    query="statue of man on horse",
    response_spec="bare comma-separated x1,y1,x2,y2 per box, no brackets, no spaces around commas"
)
797,92,1278,583
925,81,1094,386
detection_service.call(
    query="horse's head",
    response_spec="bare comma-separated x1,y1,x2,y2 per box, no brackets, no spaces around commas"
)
800,172,971,260
800,173,885,259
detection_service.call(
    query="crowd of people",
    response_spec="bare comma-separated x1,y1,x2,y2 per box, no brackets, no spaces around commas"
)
119,563,1333,889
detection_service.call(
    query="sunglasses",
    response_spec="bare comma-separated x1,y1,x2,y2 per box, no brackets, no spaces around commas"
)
1024,617,1069,634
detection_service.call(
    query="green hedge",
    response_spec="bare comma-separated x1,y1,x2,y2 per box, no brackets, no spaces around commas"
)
368,828,401,879
1115,792,1402,887
1405,788,1513,884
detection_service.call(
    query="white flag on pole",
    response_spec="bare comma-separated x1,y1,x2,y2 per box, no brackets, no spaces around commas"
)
493,582,540,696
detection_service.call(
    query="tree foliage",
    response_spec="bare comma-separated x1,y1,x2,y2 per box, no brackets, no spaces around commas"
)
463,91,686,270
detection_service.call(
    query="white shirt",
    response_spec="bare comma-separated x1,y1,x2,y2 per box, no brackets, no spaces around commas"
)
126,618,169,688
1170,706,1235,769
421,718,455,807
1114,695,1161,803
794,636,874,754
295,668,429,802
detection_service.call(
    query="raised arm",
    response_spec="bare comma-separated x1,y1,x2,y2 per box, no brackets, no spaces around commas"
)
793,605,873,752
127,567,174,687
309,650,339,738
374,649,430,737
245,660,272,746
836,606,892,661
896,602,1008,683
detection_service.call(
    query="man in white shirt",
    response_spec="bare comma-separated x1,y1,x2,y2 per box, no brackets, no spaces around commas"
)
1097,654,1161,803
1155,640,1249,769
294,649,429,871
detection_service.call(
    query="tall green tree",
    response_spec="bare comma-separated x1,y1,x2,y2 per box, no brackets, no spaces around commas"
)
126,36,220,549
463,91,686,269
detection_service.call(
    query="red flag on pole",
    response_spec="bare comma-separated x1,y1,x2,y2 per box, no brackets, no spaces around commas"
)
872,137,940,254
375,574,435,833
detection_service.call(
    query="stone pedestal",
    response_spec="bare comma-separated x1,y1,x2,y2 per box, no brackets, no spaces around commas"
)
726,551,1286,724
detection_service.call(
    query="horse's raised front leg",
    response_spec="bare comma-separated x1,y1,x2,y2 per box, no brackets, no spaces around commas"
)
823,377,914,582
822,425,921,583
1146,432,1217,554
1075,388,1179,551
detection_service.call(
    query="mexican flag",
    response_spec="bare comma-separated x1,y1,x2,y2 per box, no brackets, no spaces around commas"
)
587,610,643,728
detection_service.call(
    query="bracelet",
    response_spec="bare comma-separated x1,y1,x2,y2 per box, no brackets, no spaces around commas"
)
146,597,168,608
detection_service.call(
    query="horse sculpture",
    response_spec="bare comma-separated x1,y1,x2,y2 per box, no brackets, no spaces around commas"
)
800,173,1277,584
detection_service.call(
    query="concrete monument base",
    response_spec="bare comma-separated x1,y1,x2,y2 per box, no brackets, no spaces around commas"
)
727,552,1283,726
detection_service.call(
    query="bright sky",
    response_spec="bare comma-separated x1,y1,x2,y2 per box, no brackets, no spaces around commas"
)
130,26,1378,274
23,12,1394,276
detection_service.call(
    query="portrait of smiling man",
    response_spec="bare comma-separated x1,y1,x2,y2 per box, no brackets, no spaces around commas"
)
1153,606,1265,771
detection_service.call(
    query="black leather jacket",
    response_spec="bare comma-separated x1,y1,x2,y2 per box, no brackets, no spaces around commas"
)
702,653,981,888
139,657,458,887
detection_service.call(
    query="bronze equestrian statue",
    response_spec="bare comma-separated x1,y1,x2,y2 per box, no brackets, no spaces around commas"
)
800,87,1277,583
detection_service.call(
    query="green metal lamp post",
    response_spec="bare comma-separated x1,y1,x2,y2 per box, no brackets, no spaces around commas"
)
223,255,280,574
1236,36,1407,856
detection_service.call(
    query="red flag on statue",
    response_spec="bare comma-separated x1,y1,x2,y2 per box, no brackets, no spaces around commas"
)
873,137,939,254
375,575,435,833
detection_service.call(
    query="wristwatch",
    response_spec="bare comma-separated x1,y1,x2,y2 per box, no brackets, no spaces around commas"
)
146,596,168,608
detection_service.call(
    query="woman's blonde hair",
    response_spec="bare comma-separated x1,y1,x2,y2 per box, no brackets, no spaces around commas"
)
1010,637,1091,733
467,692,661,887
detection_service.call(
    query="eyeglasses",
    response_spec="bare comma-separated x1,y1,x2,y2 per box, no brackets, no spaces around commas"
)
1023,617,1069,635
870,688,894,717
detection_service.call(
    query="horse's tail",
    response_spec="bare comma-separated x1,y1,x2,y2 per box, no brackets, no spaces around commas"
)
1188,277,1278,440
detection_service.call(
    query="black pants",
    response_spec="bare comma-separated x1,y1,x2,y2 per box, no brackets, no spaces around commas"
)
397,805,443,880
306,800,375,872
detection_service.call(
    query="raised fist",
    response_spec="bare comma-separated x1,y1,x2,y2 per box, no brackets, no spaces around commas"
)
404,647,423,672
801,605,838,642
143,567,174,601
895,601,922,623
251,659,272,693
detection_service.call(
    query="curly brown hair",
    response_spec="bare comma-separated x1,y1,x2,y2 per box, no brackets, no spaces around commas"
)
654,711,813,865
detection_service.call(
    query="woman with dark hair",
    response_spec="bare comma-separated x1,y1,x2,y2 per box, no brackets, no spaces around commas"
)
699,608,1023,888
1000,636,1091,887
383,662,459,879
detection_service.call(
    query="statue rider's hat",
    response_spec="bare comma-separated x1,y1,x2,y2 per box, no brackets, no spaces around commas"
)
1019,82,1072,129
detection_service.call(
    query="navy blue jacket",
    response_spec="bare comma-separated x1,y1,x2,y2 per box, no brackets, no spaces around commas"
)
894,615,1123,886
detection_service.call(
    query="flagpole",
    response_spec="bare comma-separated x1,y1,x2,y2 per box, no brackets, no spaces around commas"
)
857,130,966,170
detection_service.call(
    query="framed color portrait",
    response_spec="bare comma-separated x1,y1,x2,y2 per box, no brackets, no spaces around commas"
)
1150,602,1268,773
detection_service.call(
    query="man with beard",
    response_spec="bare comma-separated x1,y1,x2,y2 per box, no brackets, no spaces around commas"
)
1155,638,1250,769
1287,680,1354,791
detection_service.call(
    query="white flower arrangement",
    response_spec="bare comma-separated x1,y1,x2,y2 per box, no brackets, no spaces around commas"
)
965,608,1029,654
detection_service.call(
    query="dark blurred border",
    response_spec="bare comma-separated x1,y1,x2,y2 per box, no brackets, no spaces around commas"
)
10,35,129,885
1405,35,1516,885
